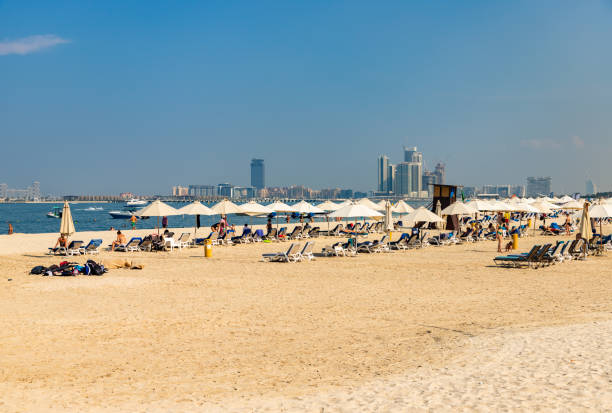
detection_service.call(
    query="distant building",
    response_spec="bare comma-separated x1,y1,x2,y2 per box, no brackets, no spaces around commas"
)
526,177,552,197
0,183,7,199
233,187,255,199
422,170,438,196
250,159,265,189
394,161,422,197
338,189,353,199
434,163,445,185
188,185,216,198
217,183,234,198
585,179,597,195
172,185,189,196
510,185,526,197
403,146,423,163
377,155,389,192
119,192,135,200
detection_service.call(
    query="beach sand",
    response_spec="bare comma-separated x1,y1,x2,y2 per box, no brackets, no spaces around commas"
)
0,225,611,411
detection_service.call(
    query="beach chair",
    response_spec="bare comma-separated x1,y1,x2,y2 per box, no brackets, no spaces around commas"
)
540,241,564,266
79,239,102,255
262,243,298,262
115,237,142,252
138,238,153,252
569,239,586,260
322,241,344,256
286,226,302,240
263,228,278,241
277,227,287,240
371,235,390,253
390,233,410,250
176,233,191,248
308,227,320,238
493,244,541,268
65,240,84,256
294,242,315,261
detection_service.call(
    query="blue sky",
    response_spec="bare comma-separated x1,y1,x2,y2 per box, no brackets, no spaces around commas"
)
1,0,611,195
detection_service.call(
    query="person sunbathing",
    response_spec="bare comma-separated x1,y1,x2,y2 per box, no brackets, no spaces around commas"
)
54,234,68,249
111,231,126,251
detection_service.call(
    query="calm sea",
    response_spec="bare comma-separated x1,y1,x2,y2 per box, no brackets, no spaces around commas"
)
0,200,428,234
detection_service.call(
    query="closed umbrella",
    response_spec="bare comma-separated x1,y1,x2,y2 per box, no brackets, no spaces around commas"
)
435,200,443,230
579,201,592,250
59,201,75,236
384,200,393,233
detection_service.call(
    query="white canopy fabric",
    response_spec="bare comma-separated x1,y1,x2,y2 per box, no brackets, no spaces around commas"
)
513,202,541,213
392,200,415,214
292,200,324,214
376,200,387,210
559,195,575,203
404,206,445,223
266,201,295,213
531,200,560,212
441,201,476,216
465,199,494,212
357,198,385,211
59,201,75,236
176,202,214,216
210,199,242,215
328,203,383,218
589,203,612,218
316,200,341,211
238,201,274,216
560,200,583,210
136,200,180,217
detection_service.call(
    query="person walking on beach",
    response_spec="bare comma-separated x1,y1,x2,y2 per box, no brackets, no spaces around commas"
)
130,215,137,230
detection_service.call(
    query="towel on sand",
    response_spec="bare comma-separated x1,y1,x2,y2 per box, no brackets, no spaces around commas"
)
103,259,144,270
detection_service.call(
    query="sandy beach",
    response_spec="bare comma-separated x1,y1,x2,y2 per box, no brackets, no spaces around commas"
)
1,226,611,411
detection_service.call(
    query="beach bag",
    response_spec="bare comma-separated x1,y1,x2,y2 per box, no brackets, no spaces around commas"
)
86,259,105,276
30,265,46,275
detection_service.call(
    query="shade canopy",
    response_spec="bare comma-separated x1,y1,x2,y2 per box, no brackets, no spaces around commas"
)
465,199,494,211
328,203,383,218
316,200,341,211
210,199,242,215
59,201,75,236
404,206,445,223
440,201,476,216
176,202,214,216
238,201,274,216
559,195,575,203
589,203,612,219
513,202,541,213
560,200,583,210
266,201,295,213
376,200,387,210
357,198,385,211
292,200,324,214
136,200,180,217
531,200,559,213
392,200,415,214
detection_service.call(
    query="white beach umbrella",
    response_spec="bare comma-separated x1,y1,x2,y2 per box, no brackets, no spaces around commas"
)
532,199,560,212
59,201,75,236
403,206,445,224
465,199,494,212
292,200,324,214
177,202,215,236
210,199,242,215
560,200,583,210
376,200,387,210
559,195,574,203
177,201,214,216
266,201,295,213
316,200,341,211
513,202,541,213
328,203,383,219
440,201,476,216
136,200,180,217
136,200,180,233
392,200,415,214
238,201,274,216
530,200,553,215
357,198,385,211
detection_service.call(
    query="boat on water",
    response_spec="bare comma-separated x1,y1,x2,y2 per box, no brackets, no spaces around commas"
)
125,198,148,207
108,211,149,219
47,206,62,219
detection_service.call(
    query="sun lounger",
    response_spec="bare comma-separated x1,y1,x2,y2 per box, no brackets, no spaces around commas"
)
294,242,315,261
114,237,142,252
493,244,542,268
262,243,299,262
286,226,303,240
80,239,102,255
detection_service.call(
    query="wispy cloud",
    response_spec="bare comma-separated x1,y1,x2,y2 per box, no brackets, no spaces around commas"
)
0,34,70,56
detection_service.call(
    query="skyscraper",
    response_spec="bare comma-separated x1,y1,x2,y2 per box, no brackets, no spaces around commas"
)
403,146,423,163
585,179,597,195
377,155,389,192
250,159,265,189
434,163,445,185
526,177,552,197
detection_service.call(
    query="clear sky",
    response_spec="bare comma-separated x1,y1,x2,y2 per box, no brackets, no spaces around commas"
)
1,0,611,195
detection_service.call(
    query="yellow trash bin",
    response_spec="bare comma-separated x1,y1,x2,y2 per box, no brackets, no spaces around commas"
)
512,233,518,250
528,218,532,228
205,239,212,257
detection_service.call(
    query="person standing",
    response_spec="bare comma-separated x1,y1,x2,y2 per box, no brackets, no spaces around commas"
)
8,223,13,235
130,214,137,230
162,216,168,229
496,225,503,253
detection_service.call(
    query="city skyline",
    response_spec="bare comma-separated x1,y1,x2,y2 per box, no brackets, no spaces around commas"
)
1,1,612,195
